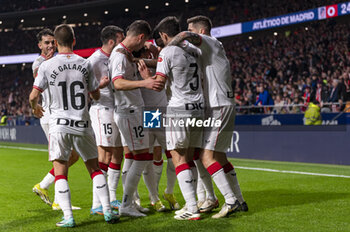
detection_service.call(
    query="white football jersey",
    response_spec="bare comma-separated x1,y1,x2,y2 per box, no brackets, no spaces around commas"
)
137,68,167,108
32,55,51,122
197,34,235,107
88,49,114,108
109,43,144,111
156,45,204,109
33,53,99,135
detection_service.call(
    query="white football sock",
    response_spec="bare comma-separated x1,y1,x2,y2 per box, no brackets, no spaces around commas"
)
224,164,245,204
108,163,121,202
92,169,107,209
40,172,55,190
55,177,73,220
153,159,163,190
188,161,198,196
196,177,206,202
122,154,133,191
194,159,217,201
176,164,198,213
165,157,176,194
143,162,159,203
92,171,111,214
208,162,236,205
122,158,151,208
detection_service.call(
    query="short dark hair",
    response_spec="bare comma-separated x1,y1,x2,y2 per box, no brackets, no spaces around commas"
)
36,28,54,42
187,15,212,32
54,24,74,47
100,25,124,45
127,20,151,38
155,16,180,37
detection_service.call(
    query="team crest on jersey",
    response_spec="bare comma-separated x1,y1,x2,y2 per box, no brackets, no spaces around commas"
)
158,57,163,62
143,109,161,128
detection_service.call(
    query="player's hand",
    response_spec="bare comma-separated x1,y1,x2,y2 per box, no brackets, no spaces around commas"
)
116,48,134,62
46,48,55,60
99,76,110,89
138,60,152,79
144,41,159,58
32,105,44,118
143,77,164,92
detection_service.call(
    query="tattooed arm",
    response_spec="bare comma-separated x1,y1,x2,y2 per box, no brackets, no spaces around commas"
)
168,31,202,47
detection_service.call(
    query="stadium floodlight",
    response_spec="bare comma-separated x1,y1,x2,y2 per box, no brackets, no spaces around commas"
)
0,21,2,24
305,27,309,31
104,10,108,14
185,0,189,3
125,8,129,12
41,17,45,21
20,19,24,23
84,13,88,17
274,32,278,36
63,15,67,19
249,36,253,40
145,5,149,9
2,64,5,67
165,2,169,6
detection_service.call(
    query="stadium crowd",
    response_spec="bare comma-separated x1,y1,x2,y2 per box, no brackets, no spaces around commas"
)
0,0,347,55
227,20,350,113
1,1,349,118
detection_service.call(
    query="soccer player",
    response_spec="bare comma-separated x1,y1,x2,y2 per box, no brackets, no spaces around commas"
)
168,15,247,218
88,25,125,215
134,46,178,211
109,20,164,217
29,24,118,227
32,28,80,211
139,16,204,220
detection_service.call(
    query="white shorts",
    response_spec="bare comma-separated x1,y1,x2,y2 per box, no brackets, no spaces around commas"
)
203,105,235,153
49,132,98,162
165,108,203,150
90,106,122,147
114,109,149,151
149,129,166,152
41,122,49,141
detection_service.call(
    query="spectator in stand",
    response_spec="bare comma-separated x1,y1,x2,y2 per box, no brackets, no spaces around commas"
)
303,86,311,103
328,79,340,103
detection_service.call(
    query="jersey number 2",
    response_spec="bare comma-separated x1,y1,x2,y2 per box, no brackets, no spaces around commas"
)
58,81,86,110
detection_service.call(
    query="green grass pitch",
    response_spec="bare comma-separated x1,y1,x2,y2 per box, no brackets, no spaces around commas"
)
0,141,350,232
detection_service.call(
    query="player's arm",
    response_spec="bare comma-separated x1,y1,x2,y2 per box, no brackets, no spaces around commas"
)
116,48,157,68
29,88,44,118
113,77,164,92
89,88,100,101
138,59,166,89
33,68,39,78
168,31,202,47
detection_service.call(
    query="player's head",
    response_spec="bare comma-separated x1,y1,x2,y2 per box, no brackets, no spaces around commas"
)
101,25,124,48
126,20,152,51
36,28,55,56
155,16,181,46
153,28,164,48
187,15,212,35
54,24,75,48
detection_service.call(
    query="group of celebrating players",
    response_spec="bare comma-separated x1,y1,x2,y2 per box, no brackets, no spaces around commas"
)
29,15,248,228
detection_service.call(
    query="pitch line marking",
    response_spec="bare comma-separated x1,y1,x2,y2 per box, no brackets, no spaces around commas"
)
1,145,349,178
0,145,47,152
235,166,350,179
